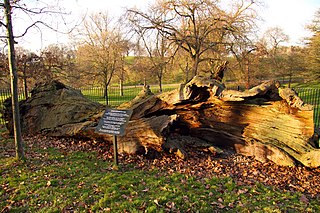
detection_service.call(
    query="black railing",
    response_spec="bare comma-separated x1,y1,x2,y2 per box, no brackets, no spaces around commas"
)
294,88,320,130
0,88,26,125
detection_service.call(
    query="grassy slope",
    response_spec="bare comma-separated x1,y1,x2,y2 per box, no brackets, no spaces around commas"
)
1,128,319,212
289,82,320,89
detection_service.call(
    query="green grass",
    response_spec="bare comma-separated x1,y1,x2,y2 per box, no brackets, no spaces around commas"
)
288,82,320,89
79,84,179,106
1,130,319,212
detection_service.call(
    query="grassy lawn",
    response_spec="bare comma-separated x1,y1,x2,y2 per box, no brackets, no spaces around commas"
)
79,84,179,106
289,82,320,89
1,127,320,212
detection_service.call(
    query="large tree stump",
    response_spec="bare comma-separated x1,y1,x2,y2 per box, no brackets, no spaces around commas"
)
2,78,319,167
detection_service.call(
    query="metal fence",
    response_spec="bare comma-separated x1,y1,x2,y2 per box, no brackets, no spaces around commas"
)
1,86,320,131
294,88,320,130
0,88,26,125
75,85,177,106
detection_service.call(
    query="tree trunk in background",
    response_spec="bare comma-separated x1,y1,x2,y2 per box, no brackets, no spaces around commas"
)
143,78,147,87
104,83,109,106
191,55,200,78
158,76,162,93
288,73,292,88
245,59,250,89
185,63,190,84
119,78,123,97
22,62,28,99
4,0,25,160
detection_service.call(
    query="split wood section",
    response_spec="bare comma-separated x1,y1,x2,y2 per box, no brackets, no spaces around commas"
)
3,78,318,167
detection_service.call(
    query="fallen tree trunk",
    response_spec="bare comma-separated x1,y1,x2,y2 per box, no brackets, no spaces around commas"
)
2,78,319,168
114,77,317,167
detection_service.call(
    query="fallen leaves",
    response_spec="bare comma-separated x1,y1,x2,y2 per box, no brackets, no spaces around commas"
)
211,197,225,209
17,134,320,199
299,194,309,204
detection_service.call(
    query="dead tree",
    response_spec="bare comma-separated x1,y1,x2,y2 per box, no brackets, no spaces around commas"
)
3,74,319,168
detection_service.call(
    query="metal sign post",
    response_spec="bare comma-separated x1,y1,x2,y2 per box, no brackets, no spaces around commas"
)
96,108,133,166
113,135,118,165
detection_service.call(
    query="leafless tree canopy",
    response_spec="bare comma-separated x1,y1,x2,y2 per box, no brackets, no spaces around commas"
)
127,0,259,78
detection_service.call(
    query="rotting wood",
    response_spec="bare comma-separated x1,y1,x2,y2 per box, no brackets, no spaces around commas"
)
2,77,319,167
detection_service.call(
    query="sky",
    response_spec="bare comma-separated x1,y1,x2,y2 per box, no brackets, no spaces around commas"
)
260,0,320,45
13,0,320,52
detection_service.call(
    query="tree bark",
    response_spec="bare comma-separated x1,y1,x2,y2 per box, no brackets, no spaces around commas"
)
191,54,200,78
104,83,109,106
3,76,318,167
4,0,25,160
119,78,123,97
22,61,29,99
114,77,318,167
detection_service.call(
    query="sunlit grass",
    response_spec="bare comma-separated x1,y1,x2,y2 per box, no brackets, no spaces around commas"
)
289,82,320,89
1,124,319,212
79,84,179,106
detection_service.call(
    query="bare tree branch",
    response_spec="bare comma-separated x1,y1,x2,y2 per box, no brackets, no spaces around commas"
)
12,5,70,16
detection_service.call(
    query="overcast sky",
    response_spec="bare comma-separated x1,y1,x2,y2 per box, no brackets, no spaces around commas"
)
260,0,319,45
14,0,320,52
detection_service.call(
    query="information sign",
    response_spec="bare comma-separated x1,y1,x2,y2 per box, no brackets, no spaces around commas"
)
96,108,133,136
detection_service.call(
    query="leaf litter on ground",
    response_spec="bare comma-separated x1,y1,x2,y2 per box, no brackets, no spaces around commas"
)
17,134,320,199
1,132,320,212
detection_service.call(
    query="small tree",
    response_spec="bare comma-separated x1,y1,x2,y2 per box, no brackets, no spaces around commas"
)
75,13,127,105
0,0,74,160
15,47,39,98
262,27,289,80
128,0,259,79
2,0,24,159
135,28,175,92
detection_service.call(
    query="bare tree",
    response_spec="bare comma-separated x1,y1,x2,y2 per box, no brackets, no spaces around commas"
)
16,47,32,98
2,0,24,159
74,13,127,105
129,56,154,86
262,27,289,79
38,44,77,84
285,46,306,87
133,26,175,92
0,0,75,160
116,40,132,96
229,38,258,89
128,0,259,80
